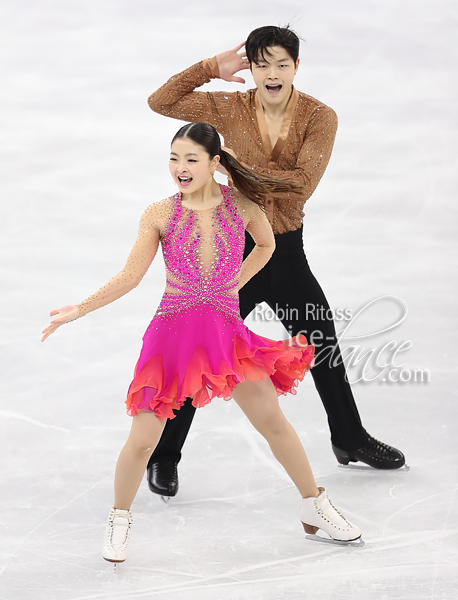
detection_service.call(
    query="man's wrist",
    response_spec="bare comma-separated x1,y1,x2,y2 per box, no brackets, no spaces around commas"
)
202,56,220,79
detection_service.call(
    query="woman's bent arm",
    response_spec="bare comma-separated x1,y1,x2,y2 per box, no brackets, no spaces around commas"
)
238,200,275,291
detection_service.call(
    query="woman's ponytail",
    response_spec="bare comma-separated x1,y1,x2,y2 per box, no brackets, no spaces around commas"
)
172,122,303,208
219,149,302,208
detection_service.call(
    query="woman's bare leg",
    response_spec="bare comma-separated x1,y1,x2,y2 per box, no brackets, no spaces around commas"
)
232,378,319,499
114,411,166,510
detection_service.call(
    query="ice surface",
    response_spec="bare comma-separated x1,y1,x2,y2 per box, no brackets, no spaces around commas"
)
0,1,457,598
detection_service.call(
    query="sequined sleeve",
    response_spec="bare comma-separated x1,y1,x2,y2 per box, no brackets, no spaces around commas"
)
248,106,338,204
233,191,275,290
76,202,164,317
147,58,234,133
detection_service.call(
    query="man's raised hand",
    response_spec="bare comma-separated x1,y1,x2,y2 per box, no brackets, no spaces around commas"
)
216,42,249,84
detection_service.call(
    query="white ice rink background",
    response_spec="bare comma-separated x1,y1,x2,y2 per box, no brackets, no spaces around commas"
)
0,1,457,598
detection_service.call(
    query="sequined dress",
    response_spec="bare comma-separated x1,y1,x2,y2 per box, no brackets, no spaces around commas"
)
125,185,314,420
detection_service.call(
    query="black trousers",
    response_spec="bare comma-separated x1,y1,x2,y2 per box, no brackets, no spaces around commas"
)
148,226,368,466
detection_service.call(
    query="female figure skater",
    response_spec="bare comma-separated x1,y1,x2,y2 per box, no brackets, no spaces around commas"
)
42,123,362,563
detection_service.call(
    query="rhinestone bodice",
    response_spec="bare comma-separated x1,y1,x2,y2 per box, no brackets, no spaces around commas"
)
156,185,244,319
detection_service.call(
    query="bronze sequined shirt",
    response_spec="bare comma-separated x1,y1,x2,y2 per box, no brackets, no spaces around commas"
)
148,57,338,235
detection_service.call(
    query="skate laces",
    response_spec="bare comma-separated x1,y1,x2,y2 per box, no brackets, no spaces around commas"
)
327,498,351,526
318,493,352,529
156,460,177,479
363,436,390,458
108,510,132,548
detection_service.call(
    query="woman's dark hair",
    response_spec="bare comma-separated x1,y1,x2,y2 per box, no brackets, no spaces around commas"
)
246,25,300,65
171,122,302,207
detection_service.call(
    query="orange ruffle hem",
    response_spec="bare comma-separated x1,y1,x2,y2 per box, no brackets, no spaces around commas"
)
126,319,314,421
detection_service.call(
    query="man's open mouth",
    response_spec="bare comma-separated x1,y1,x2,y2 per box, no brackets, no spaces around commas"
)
266,84,282,94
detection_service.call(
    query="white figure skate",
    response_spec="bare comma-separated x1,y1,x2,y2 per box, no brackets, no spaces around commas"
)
102,507,133,565
300,487,364,547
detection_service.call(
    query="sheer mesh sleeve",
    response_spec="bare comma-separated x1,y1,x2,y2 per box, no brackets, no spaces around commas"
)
76,201,165,317
233,191,275,291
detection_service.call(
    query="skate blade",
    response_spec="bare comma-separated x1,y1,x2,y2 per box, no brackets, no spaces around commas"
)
337,463,410,472
305,534,365,547
160,495,171,504
103,558,123,572
103,557,125,563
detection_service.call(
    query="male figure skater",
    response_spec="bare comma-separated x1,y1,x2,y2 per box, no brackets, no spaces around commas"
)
146,26,405,497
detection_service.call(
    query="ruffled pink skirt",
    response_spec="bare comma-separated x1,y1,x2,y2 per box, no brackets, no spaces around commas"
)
126,303,314,421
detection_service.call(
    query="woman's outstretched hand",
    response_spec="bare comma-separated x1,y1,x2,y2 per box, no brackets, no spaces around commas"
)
41,305,80,342
216,42,249,83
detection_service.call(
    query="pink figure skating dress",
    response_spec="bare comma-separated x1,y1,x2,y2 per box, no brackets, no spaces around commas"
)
125,185,314,420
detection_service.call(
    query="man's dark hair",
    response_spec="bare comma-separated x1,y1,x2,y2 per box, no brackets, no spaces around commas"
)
246,25,300,65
